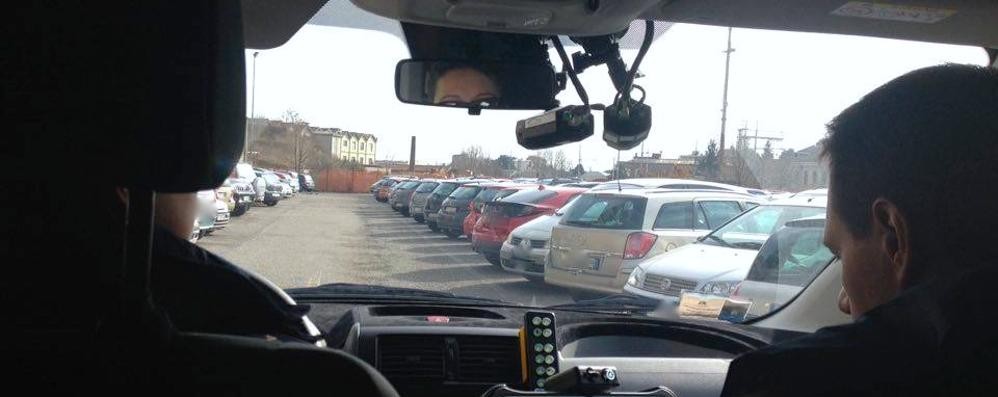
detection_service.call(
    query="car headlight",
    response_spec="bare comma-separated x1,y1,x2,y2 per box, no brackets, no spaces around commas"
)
627,266,646,287
699,281,737,297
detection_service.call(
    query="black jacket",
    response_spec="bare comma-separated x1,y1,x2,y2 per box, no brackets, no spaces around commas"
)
150,226,316,342
721,265,998,397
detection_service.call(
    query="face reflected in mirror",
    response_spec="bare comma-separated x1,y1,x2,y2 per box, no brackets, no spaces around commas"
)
433,67,501,107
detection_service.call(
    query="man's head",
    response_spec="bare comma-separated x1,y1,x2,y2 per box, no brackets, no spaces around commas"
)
822,64,998,319
432,66,501,106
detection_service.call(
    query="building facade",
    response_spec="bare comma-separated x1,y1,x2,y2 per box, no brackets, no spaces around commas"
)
312,127,378,165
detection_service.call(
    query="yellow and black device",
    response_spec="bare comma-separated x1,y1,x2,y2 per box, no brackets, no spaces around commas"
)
522,311,559,390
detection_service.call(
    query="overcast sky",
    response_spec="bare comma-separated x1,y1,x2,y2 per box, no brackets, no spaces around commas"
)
245,15,986,172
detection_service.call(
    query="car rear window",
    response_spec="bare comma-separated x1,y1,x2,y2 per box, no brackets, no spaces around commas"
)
501,189,557,205
450,186,482,199
416,182,439,193
473,187,505,204
562,194,647,230
432,182,458,196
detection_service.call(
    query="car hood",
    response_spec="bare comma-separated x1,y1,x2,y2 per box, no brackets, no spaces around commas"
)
510,214,560,240
639,243,757,282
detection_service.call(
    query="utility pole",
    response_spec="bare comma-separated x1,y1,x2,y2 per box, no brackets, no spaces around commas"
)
719,27,734,163
409,136,416,172
244,51,259,162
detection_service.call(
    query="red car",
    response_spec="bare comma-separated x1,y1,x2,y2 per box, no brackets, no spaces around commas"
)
462,184,533,238
472,186,587,266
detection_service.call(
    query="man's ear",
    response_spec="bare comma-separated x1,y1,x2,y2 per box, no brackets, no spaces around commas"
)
871,198,912,286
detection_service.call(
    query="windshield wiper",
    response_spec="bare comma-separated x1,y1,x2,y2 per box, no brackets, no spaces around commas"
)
731,241,764,250
286,283,520,306
702,234,734,248
546,294,660,315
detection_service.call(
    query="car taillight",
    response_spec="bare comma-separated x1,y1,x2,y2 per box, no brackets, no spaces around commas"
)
623,232,658,260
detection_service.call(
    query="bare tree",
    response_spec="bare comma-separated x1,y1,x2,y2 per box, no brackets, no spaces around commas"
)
553,150,569,176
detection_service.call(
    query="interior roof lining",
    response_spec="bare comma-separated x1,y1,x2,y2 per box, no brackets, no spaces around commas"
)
243,1,998,51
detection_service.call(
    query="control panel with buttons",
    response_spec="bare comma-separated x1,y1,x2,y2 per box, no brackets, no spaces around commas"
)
523,311,559,390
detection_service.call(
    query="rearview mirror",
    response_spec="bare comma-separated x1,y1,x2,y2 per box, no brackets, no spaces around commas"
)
395,60,558,111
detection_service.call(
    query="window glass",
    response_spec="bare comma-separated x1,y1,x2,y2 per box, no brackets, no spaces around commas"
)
699,201,744,229
562,194,647,230
654,201,693,229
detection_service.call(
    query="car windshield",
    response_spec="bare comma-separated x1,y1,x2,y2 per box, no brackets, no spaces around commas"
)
192,2,988,331
702,205,827,250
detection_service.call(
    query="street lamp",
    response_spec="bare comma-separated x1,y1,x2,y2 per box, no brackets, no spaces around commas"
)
244,51,259,162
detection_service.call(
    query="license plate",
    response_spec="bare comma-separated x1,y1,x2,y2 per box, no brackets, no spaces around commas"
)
589,256,603,271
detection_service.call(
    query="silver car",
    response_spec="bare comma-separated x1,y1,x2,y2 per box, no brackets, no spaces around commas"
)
409,180,440,223
499,196,580,281
623,195,827,304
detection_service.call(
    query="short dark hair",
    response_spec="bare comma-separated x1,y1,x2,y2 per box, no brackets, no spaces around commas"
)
823,64,998,279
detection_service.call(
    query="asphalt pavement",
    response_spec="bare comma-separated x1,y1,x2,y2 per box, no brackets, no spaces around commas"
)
198,192,575,307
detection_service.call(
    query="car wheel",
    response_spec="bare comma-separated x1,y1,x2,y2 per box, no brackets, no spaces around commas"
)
445,229,460,239
485,254,501,266
413,215,424,224
428,222,439,232
231,204,248,216
400,208,410,217
265,200,278,207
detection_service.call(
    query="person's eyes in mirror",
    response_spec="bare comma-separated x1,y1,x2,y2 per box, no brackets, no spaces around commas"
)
432,67,501,106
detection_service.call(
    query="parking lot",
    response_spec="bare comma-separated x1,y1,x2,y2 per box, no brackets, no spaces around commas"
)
199,192,576,307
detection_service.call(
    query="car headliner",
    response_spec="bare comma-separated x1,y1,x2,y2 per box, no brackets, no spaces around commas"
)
243,0,998,58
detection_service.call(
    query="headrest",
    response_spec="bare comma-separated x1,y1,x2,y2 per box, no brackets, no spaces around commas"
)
7,2,245,192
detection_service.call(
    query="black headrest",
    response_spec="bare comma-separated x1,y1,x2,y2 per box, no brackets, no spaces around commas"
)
7,2,245,192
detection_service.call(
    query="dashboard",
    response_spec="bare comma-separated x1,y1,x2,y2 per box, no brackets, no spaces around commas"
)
301,301,796,397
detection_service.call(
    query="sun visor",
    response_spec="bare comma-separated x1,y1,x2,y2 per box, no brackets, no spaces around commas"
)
8,2,246,192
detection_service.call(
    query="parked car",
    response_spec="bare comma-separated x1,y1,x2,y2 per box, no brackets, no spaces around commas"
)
473,186,587,266
436,180,491,238
376,178,401,202
408,180,441,223
726,215,835,321
212,195,230,232
462,184,531,237
276,171,299,194
545,189,758,295
236,164,265,202
622,195,827,304
499,195,582,281
256,171,284,206
216,182,236,213
591,178,754,195
229,179,255,216
423,180,463,232
195,190,218,237
389,179,422,216
538,177,582,185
